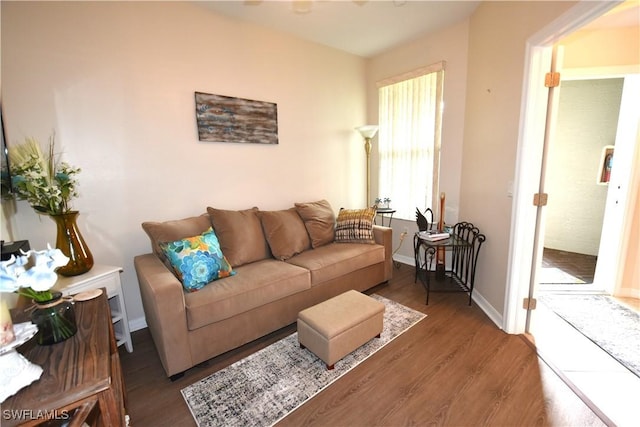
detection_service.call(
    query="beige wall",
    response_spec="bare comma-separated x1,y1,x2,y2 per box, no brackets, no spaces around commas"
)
562,25,640,70
366,20,470,261
459,1,576,313
1,1,367,326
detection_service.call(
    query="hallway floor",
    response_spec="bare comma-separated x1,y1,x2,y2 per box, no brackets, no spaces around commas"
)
533,248,640,427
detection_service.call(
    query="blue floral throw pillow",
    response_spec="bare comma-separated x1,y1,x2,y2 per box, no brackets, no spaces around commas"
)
160,227,235,292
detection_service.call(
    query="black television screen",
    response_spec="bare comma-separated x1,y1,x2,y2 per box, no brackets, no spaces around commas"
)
1,110,11,198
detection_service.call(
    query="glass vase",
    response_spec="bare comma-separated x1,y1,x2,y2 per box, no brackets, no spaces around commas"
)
31,292,77,345
50,211,94,276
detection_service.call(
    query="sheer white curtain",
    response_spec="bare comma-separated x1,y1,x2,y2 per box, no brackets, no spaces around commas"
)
377,63,444,220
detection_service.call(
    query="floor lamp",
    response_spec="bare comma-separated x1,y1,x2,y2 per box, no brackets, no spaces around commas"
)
355,125,379,206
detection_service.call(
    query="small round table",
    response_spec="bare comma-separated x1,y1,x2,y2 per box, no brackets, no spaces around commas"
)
375,208,396,227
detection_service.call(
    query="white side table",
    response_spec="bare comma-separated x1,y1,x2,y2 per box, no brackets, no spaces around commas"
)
53,265,133,353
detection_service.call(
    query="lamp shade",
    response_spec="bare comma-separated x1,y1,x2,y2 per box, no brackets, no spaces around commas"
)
356,125,378,139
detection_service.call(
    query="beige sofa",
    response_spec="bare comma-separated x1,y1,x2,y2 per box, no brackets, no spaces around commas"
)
134,201,392,378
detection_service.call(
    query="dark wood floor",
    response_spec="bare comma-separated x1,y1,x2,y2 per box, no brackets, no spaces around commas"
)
119,264,605,426
542,247,597,284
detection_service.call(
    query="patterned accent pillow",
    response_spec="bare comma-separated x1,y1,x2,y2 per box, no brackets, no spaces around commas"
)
160,227,235,292
334,207,377,244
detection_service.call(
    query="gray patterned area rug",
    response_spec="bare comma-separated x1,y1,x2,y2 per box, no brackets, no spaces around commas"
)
181,294,426,427
540,294,640,378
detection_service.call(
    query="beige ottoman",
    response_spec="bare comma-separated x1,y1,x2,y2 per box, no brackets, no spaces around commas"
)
297,290,385,370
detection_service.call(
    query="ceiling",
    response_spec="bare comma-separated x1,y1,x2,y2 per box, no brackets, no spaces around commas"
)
198,0,639,58
198,1,481,58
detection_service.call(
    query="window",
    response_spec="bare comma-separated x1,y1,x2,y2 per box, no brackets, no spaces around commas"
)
377,62,444,220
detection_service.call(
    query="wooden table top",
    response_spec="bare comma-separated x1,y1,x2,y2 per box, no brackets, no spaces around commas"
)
3,290,112,426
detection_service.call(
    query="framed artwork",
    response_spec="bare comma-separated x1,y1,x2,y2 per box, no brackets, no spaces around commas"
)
194,92,278,144
598,145,614,185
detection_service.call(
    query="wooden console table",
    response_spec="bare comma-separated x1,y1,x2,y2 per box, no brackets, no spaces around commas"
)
3,290,127,426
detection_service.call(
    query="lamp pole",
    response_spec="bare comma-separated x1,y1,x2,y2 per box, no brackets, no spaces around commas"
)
355,125,379,207
364,136,372,205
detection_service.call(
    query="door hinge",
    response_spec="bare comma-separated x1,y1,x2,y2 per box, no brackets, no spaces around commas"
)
533,193,548,207
545,72,560,88
523,298,537,310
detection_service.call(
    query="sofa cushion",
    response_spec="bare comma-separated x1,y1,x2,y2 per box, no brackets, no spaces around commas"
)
184,259,310,330
160,227,235,292
142,214,212,263
259,208,311,260
286,242,384,286
334,207,376,244
207,207,270,267
294,199,336,248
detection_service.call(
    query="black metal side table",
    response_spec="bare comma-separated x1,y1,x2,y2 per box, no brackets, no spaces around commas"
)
413,222,486,305
375,208,396,227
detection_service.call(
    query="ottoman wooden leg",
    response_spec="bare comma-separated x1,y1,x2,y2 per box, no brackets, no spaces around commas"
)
327,363,334,370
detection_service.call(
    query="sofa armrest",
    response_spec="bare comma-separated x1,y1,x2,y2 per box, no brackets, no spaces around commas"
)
134,253,192,377
373,225,393,281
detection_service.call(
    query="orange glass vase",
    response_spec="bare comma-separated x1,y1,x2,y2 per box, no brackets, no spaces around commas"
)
50,211,94,276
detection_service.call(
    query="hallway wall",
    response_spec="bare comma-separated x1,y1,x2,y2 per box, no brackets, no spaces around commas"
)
544,78,624,256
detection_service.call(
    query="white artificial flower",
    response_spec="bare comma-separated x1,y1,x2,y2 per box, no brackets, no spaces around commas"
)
44,245,70,269
21,264,59,292
0,255,22,293
0,246,70,296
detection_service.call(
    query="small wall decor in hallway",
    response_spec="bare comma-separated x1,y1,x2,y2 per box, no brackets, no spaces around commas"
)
195,92,278,144
598,145,614,184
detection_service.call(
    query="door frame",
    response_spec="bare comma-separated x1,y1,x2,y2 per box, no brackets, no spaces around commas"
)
503,0,623,334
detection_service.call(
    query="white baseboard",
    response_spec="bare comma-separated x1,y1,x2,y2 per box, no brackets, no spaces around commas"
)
129,316,148,332
393,255,504,330
615,288,640,299
471,291,504,329
393,254,415,266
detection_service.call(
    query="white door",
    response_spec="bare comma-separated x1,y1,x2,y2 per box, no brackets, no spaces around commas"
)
593,75,640,293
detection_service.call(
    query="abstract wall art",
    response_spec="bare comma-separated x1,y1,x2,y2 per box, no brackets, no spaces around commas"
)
195,92,278,144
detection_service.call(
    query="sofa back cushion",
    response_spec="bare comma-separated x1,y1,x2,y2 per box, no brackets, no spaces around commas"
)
259,208,311,260
207,207,270,267
142,213,212,263
294,199,336,248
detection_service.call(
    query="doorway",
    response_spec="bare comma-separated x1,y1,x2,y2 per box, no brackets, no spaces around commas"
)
504,0,639,336
504,1,640,424
530,74,639,427
538,77,625,294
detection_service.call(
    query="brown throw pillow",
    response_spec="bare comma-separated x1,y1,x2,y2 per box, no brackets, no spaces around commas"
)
142,214,212,262
294,199,336,248
334,207,376,244
207,207,270,267
259,208,311,260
